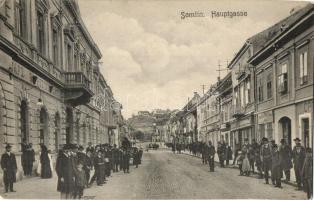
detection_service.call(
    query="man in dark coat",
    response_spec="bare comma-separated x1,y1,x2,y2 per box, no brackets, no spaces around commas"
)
55,144,76,199
103,146,111,177
111,144,120,172
133,147,140,168
122,148,130,173
224,143,232,166
84,149,93,187
292,137,306,190
302,148,313,199
1,144,17,193
208,141,215,172
139,146,143,164
260,137,272,184
271,144,282,188
217,142,226,168
279,139,292,181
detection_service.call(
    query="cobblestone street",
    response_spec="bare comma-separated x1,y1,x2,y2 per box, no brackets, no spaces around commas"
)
0,149,307,199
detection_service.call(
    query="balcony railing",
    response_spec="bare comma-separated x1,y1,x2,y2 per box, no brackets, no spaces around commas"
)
232,106,245,118
64,72,90,89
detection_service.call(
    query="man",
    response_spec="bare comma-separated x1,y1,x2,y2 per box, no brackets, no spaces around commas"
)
217,142,225,168
302,147,313,199
225,143,232,166
111,144,120,172
1,144,17,193
260,137,272,184
292,137,305,190
103,145,111,177
279,139,292,181
138,146,143,164
122,148,130,173
208,141,215,172
86,142,94,155
271,144,282,188
55,144,75,199
85,149,93,187
133,147,140,168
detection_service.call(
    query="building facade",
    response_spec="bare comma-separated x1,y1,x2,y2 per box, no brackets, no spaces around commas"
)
0,0,123,182
250,4,313,147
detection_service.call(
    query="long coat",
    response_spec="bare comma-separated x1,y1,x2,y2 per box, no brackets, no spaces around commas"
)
55,151,75,193
1,153,17,183
271,151,282,180
40,151,52,178
292,145,305,171
279,144,292,171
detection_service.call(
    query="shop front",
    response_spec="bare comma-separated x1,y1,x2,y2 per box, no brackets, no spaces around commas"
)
230,114,255,149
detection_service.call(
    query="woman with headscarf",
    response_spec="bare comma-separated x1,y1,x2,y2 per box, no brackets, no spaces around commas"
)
40,144,52,178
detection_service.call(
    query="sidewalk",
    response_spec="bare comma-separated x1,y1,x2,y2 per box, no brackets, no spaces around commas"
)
179,149,298,187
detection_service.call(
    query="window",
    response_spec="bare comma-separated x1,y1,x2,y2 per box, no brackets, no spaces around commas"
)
52,28,59,65
67,44,73,71
14,0,27,39
278,63,288,94
20,100,29,149
37,10,45,55
266,123,273,140
259,124,265,139
266,74,272,99
240,83,244,107
258,79,263,102
299,51,308,85
245,78,251,104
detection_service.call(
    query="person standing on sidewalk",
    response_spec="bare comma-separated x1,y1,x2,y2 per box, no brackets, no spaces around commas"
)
292,137,305,190
260,137,272,184
279,139,293,182
302,147,313,199
208,141,215,172
224,143,232,166
271,144,282,188
40,144,52,179
217,142,226,168
1,144,17,193
55,144,75,199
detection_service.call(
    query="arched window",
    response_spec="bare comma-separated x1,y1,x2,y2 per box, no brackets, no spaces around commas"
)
65,107,73,145
54,113,60,152
20,100,29,147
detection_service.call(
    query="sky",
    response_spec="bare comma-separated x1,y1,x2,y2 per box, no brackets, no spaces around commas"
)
78,0,308,119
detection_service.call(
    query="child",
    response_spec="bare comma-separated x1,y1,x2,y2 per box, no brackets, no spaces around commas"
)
235,150,243,175
74,162,87,199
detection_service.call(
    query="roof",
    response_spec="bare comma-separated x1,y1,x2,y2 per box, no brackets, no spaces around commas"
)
249,4,314,65
228,3,313,69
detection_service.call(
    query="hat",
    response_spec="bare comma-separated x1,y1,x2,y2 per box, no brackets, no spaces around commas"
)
273,144,278,148
262,137,268,142
294,138,301,142
280,139,285,144
78,145,84,151
5,144,12,149
63,144,72,150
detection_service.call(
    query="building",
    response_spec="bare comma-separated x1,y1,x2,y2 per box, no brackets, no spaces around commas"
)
216,73,233,147
182,92,200,143
128,111,156,141
197,86,220,147
249,4,313,147
0,0,123,182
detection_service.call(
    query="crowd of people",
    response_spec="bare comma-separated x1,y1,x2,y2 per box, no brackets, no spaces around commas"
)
56,142,143,199
0,141,143,199
171,137,313,199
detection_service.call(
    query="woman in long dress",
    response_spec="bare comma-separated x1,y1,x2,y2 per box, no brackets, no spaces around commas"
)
40,145,52,178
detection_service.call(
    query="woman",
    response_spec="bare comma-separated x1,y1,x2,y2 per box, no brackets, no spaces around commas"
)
40,145,52,178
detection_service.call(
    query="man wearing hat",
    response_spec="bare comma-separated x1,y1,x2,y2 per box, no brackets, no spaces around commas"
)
55,144,76,199
1,144,17,193
292,137,305,190
279,138,292,181
260,137,272,184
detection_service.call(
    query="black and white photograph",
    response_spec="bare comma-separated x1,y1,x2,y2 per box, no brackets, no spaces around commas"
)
0,0,313,199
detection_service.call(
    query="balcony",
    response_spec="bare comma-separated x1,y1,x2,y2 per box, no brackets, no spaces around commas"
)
64,72,94,106
232,106,245,118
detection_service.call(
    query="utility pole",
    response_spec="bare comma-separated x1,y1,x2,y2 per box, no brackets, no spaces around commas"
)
201,84,206,95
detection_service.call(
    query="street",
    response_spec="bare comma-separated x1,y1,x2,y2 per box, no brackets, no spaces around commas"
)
0,149,307,199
